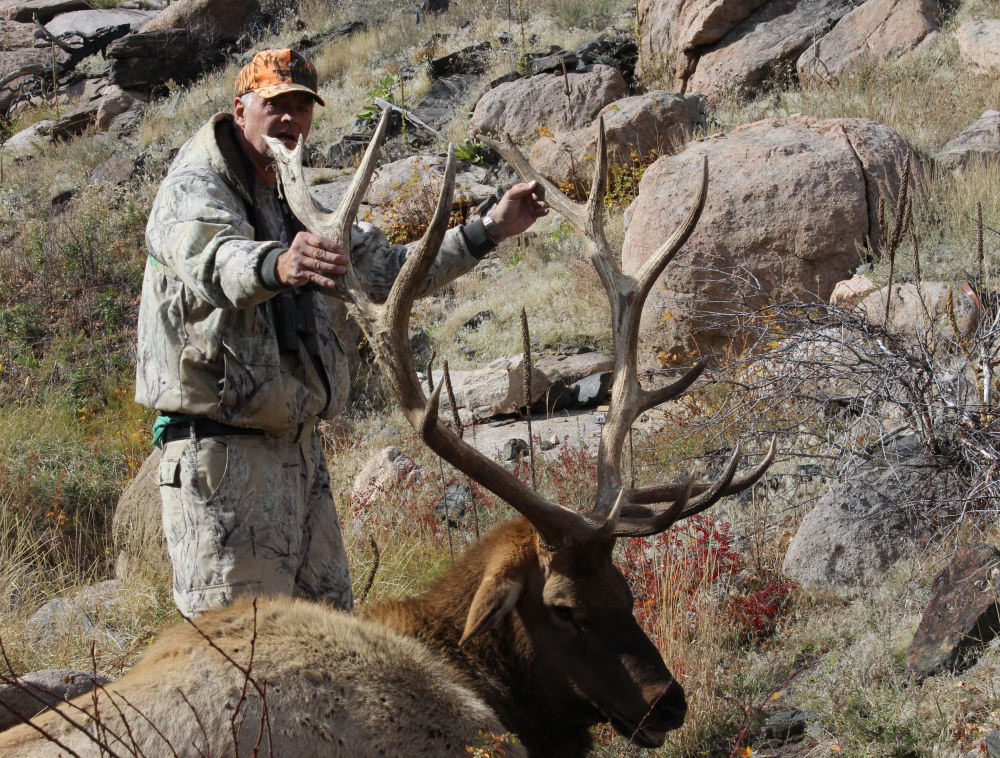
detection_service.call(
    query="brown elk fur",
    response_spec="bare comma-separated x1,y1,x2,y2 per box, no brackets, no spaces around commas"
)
0,518,681,758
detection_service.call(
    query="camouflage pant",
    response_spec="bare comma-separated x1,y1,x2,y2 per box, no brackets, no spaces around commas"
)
158,426,353,616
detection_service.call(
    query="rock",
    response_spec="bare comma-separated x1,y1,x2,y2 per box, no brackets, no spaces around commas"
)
569,372,612,408
45,8,156,37
501,438,530,461
0,118,52,157
462,309,494,330
797,0,939,86
0,18,41,47
472,64,629,141
412,73,484,132
830,274,877,307
762,709,814,741
905,543,1000,682
139,0,259,44
934,110,1000,172
0,46,66,105
858,281,979,342
112,448,170,576
92,84,134,130
782,458,965,586
540,434,561,451
49,99,99,140
0,0,87,24
530,50,579,76
533,351,614,385
28,596,94,640
622,114,912,358
309,173,353,209
529,91,706,190
89,152,136,185
439,356,551,418
107,28,208,91
429,41,491,78
436,483,473,523
107,103,144,137
488,70,521,89
352,446,427,509
319,135,370,170
636,0,770,89
956,20,1000,75
986,729,1000,758
688,0,854,99
0,669,110,732
577,38,616,63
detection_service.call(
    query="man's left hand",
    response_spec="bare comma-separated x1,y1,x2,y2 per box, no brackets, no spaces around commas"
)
490,180,549,239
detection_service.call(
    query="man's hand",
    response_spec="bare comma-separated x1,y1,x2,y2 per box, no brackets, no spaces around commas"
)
490,180,549,239
276,232,350,288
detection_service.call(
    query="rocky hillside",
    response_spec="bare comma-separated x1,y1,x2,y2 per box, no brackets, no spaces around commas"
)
3,0,1000,755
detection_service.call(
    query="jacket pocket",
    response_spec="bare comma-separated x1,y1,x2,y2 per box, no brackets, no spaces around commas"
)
220,336,284,425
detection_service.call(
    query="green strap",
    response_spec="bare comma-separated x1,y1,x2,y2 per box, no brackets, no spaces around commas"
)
151,412,201,449
147,254,179,280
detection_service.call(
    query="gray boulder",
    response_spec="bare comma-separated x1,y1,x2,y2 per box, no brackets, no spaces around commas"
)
783,456,965,586
934,110,1000,172
112,449,170,577
0,0,87,23
139,0,259,44
45,8,156,37
0,669,110,732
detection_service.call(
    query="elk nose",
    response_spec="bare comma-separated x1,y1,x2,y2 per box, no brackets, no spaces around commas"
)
654,683,687,731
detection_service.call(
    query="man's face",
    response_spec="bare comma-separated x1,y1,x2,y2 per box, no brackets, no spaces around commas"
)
234,90,315,157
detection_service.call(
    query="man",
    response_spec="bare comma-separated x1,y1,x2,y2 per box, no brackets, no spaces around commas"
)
136,49,548,616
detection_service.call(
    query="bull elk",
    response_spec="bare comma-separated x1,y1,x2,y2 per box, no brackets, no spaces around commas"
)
0,110,774,758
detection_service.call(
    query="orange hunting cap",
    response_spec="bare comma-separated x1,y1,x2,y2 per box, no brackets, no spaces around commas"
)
234,49,325,107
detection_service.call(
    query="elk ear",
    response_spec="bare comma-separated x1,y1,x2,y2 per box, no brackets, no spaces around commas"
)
460,573,524,645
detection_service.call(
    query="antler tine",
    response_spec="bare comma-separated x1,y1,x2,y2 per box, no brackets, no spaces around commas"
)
632,156,709,304
474,130,586,228
617,437,777,530
336,107,393,252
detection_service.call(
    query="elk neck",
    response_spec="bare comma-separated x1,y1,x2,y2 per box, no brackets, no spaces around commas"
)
361,518,601,758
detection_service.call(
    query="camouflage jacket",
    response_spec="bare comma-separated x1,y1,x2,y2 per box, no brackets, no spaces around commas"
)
136,113,488,438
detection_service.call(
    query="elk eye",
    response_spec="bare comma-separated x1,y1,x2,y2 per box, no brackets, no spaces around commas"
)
553,606,574,622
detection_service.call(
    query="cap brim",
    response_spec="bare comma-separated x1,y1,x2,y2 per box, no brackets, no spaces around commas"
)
255,82,325,107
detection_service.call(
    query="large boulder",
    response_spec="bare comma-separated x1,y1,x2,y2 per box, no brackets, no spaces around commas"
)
782,456,965,586
934,110,1000,171
351,446,429,510
797,0,939,85
471,65,628,142
45,8,157,37
139,0,259,44
956,20,1000,75
622,114,912,358
0,670,110,732
112,448,170,576
636,0,769,89
687,0,854,99
904,543,1000,682
0,119,52,157
0,0,86,23
528,91,706,190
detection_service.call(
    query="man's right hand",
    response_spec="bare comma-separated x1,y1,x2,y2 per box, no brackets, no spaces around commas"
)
276,232,350,288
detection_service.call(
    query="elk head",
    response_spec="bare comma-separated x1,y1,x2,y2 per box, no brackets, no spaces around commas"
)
264,110,775,748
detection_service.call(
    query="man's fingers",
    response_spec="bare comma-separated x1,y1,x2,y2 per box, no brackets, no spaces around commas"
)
305,269,337,288
296,231,345,255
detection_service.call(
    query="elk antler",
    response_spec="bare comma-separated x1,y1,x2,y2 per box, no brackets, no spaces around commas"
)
475,120,775,537
265,114,615,549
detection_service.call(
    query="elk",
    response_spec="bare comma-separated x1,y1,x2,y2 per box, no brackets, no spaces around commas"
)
0,111,774,758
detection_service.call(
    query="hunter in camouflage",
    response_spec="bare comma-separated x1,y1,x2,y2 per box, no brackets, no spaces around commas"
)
136,49,549,616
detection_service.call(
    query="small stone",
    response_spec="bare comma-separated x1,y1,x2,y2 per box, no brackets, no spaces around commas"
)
540,435,560,451
530,50,579,76
501,438,529,461
436,483,473,524
89,152,136,186
0,669,110,732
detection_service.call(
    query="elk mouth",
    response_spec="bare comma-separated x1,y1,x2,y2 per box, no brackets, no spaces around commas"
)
606,709,668,748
